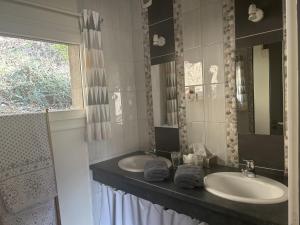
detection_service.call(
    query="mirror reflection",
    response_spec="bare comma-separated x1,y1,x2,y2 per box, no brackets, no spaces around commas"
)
236,42,283,135
151,61,178,128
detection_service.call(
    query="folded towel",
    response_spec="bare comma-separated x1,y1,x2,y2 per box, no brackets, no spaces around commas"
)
0,113,57,214
0,167,57,214
174,165,204,189
144,159,169,182
0,198,56,225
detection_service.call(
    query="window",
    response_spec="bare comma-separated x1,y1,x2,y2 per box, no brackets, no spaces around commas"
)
0,35,82,114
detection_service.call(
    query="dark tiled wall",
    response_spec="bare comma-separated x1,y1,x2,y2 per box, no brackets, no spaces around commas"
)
148,0,175,65
155,127,180,152
148,0,173,24
238,134,284,171
235,0,283,48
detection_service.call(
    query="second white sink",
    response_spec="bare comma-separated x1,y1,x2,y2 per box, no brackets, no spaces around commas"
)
204,172,288,204
118,155,172,172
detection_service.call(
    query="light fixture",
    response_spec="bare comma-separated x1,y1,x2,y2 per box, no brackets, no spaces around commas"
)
248,4,264,22
153,34,166,47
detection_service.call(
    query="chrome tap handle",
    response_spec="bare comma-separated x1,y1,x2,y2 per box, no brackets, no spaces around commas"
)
242,160,256,178
243,160,255,170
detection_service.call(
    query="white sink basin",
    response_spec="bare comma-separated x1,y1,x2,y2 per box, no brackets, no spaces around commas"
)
118,155,172,172
204,172,288,204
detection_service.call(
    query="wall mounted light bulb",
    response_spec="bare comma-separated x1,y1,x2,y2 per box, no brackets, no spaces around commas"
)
153,34,166,47
248,4,264,22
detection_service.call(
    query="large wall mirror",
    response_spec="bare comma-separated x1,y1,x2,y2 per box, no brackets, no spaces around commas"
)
234,0,285,173
151,61,180,152
236,42,283,136
151,61,178,128
236,41,285,172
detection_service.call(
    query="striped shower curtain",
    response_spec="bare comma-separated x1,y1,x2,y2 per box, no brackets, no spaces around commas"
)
161,61,178,126
80,9,111,141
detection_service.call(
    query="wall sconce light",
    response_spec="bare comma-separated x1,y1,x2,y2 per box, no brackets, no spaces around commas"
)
248,4,264,22
153,34,166,47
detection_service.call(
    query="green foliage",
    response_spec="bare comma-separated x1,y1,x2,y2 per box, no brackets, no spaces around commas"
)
0,36,72,114
52,44,69,61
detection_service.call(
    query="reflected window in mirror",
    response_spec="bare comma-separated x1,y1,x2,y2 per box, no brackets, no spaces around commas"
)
151,61,178,128
236,42,283,136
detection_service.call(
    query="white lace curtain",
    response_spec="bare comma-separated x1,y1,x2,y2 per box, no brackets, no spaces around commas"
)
161,61,178,126
80,9,111,141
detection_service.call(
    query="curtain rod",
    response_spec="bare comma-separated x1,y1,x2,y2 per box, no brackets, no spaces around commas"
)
2,0,81,18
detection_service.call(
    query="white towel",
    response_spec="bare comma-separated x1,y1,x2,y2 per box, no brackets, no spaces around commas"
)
0,198,56,225
0,113,57,215
0,168,57,214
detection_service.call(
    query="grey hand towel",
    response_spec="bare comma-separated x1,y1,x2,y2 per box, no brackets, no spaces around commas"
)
144,159,170,182
174,165,204,189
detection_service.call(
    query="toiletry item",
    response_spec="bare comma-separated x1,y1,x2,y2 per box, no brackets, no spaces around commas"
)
174,165,204,189
144,159,169,182
190,143,207,157
183,153,194,165
203,154,217,168
171,151,181,169
192,154,204,167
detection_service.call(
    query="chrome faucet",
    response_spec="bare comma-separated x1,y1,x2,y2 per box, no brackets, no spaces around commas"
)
144,148,157,157
241,160,256,178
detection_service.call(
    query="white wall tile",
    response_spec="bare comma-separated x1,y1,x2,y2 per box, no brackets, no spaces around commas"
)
205,122,227,165
201,0,223,46
137,119,150,151
203,43,224,84
182,0,200,13
109,91,123,123
107,61,121,92
204,84,225,123
186,86,204,122
136,90,147,120
131,0,143,30
119,62,136,91
117,30,133,61
184,47,203,86
123,119,139,151
134,61,146,91
102,28,119,61
182,8,201,50
99,0,120,31
110,122,125,155
122,91,138,121
187,122,206,145
118,0,132,32
132,30,144,61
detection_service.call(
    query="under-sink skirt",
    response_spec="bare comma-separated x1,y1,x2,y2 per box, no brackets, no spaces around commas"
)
92,181,209,225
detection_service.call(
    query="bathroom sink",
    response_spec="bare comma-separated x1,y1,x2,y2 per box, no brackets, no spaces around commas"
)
118,155,172,172
204,172,288,204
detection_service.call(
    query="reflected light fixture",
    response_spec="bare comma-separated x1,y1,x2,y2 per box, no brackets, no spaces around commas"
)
248,4,264,22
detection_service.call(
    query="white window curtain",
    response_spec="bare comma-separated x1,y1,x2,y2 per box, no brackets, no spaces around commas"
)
80,9,111,141
92,181,209,225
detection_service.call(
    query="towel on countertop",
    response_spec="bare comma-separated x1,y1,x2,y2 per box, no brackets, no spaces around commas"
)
0,113,57,216
144,159,170,182
174,165,204,189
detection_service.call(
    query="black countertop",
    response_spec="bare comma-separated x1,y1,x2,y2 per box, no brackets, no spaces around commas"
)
90,151,288,225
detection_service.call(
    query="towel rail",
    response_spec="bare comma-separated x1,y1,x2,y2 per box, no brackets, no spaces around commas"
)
45,109,61,225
